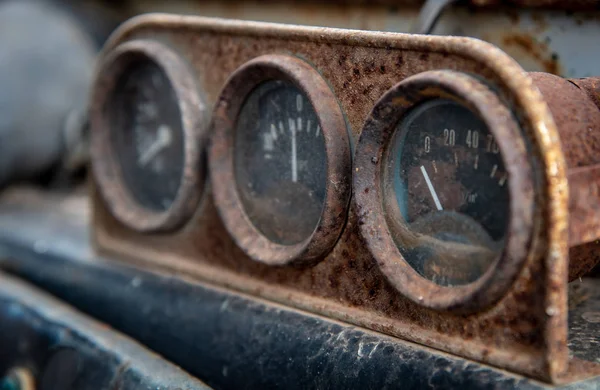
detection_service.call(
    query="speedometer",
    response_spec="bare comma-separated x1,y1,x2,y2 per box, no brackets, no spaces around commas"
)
387,98,509,286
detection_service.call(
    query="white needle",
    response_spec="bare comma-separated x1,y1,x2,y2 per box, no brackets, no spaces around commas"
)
138,124,172,167
420,165,443,211
289,118,298,182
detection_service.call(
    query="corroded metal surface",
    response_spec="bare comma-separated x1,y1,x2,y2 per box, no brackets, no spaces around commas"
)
90,15,576,383
353,70,535,313
530,73,600,170
570,78,600,112
529,73,600,276
209,55,352,266
90,39,209,232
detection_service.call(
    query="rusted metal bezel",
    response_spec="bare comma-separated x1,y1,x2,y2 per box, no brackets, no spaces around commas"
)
209,54,352,267
90,39,208,233
354,70,535,313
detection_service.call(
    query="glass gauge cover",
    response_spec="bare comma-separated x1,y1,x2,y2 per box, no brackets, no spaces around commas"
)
209,54,351,266
91,39,206,232
235,81,327,245
385,98,509,286
111,60,184,212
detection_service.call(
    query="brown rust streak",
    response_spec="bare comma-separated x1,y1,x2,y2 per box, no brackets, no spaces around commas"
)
502,33,562,75
531,73,600,256
91,16,573,382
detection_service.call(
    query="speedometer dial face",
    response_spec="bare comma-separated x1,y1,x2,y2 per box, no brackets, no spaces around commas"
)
385,98,509,286
111,60,184,212
235,81,327,245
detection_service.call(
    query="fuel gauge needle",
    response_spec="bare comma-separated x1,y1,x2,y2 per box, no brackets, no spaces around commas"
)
420,165,443,211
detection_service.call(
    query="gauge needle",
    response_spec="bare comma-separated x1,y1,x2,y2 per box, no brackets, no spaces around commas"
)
138,124,172,167
289,118,298,182
420,165,443,211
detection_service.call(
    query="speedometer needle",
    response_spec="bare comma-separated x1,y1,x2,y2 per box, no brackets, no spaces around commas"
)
420,165,443,211
138,124,172,167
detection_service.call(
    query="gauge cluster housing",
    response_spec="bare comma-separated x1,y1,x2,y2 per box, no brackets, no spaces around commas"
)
89,14,600,384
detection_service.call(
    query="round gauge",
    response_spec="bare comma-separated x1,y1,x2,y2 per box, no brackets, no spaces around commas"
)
90,40,207,232
210,55,351,266
235,80,326,245
111,61,184,212
387,98,509,286
354,70,535,312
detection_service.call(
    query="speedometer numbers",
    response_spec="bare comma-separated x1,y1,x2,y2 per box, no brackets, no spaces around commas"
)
209,55,351,266
355,70,535,312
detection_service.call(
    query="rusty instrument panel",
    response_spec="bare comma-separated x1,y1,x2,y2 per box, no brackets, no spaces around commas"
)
89,14,600,385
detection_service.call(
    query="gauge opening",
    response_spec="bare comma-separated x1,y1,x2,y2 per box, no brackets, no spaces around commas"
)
354,70,535,312
209,54,352,267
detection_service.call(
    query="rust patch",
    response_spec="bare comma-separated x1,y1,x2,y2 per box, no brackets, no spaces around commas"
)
502,33,562,75
570,77,600,112
531,73,600,257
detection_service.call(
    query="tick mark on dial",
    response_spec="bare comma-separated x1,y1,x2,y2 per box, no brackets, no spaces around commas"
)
490,164,498,178
499,173,507,186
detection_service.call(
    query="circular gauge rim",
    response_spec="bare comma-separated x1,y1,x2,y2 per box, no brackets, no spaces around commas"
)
354,70,535,313
209,54,352,267
90,39,208,232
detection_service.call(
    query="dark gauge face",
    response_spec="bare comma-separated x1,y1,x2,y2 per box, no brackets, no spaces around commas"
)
235,80,327,245
385,99,509,286
110,60,184,212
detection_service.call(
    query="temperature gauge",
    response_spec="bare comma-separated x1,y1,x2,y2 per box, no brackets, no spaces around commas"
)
355,70,535,312
91,40,207,232
210,55,351,266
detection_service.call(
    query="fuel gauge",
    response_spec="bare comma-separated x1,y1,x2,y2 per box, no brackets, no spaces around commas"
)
91,40,208,232
210,55,351,266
